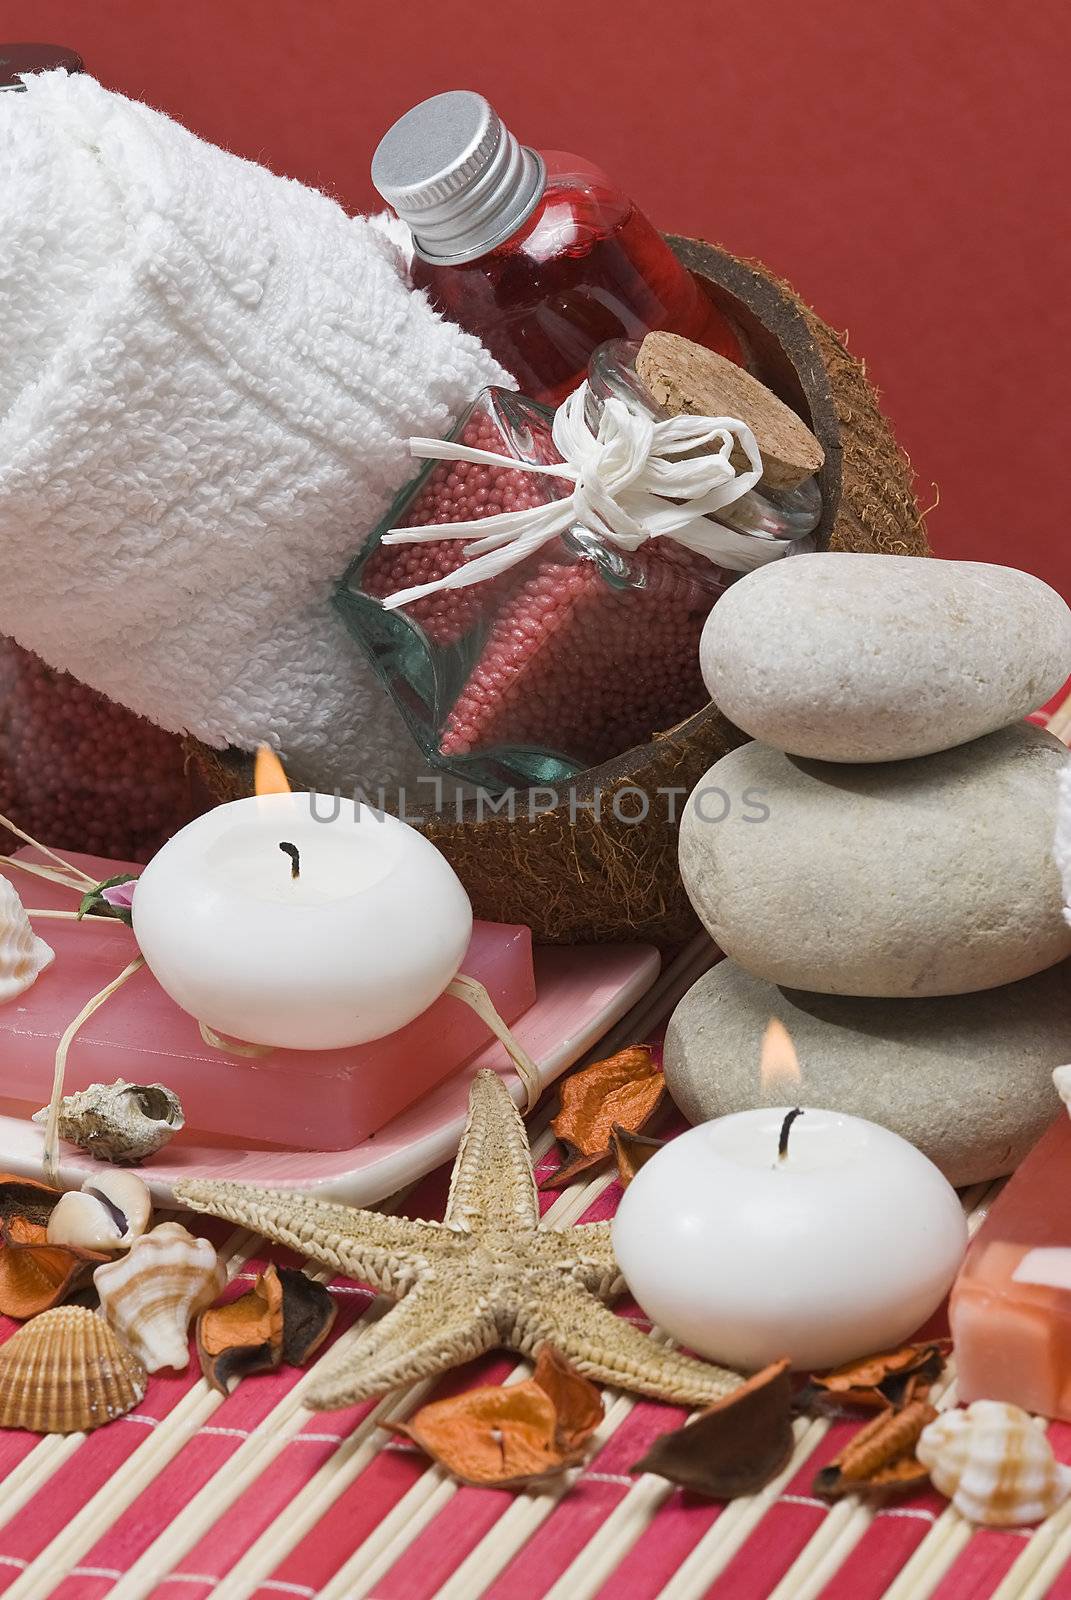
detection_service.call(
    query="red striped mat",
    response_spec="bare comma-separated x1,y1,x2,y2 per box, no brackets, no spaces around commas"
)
0,1087,1064,1600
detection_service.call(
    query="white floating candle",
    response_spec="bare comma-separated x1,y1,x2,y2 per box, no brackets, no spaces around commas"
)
132,786,472,1051
612,1105,967,1373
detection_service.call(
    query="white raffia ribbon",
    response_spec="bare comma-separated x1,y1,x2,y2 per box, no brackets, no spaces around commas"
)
377,383,780,610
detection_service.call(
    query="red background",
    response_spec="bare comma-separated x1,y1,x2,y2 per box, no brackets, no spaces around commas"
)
7,0,1071,592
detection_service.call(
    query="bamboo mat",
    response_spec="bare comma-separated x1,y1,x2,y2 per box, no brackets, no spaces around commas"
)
0,692,1069,1599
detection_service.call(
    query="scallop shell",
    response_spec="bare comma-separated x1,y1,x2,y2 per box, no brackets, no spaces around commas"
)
0,1305,146,1432
0,877,53,1003
94,1221,225,1372
32,1078,184,1163
918,1401,1071,1526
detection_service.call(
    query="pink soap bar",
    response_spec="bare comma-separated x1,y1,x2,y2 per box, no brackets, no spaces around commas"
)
951,1115,1071,1420
0,851,536,1151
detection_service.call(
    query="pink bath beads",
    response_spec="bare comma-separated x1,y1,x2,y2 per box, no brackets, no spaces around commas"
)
0,643,198,862
360,410,552,647
351,384,729,777
440,547,721,767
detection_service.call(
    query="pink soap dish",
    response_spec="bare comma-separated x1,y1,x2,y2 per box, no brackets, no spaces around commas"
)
0,852,660,1206
2,851,539,1151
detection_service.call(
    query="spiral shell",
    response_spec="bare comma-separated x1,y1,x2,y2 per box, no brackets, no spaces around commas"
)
94,1221,225,1373
33,1079,184,1164
0,1305,146,1433
918,1402,1071,1526
0,877,53,1003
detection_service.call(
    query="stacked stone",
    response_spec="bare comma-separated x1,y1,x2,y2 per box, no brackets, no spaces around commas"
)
667,553,1071,1186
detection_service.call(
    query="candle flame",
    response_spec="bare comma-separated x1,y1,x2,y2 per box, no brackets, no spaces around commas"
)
254,745,292,797
760,1018,801,1098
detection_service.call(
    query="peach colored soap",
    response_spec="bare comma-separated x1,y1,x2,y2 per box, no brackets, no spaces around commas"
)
951,1115,1071,1420
0,851,535,1151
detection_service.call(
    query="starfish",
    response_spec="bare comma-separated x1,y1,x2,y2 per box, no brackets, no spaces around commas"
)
175,1069,740,1411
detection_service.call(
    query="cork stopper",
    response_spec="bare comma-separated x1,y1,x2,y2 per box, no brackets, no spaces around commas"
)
636,332,825,491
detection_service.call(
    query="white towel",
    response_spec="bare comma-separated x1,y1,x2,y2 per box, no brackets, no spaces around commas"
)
0,72,510,792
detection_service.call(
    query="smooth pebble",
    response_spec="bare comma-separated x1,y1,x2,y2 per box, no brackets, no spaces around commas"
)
678,721,1071,997
700,554,1071,763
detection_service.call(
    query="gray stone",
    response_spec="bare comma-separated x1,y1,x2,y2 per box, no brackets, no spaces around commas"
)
663,957,1071,1186
700,553,1071,763
679,721,1071,997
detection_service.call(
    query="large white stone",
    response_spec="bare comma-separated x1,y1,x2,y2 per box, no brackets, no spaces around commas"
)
700,554,1071,763
679,722,1071,997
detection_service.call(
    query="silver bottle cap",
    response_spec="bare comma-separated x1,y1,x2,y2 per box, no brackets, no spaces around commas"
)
371,91,545,267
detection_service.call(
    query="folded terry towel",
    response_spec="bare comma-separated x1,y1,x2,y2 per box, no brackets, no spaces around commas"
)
0,72,509,792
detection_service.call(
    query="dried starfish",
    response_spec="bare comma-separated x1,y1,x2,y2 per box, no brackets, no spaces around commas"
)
175,1070,740,1411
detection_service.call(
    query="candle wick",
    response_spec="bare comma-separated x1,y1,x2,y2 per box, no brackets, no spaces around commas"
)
279,841,301,880
778,1106,804,1161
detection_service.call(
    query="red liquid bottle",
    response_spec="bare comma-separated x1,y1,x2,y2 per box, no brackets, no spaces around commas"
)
372,92,744,407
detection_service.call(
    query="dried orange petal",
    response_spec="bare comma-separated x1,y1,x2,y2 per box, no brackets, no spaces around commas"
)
0,1215,108,1319
808,1342,949,1411
610,1125,666,1189
531,1345,603,1452
196,1264,284,1394
388,1345,603,1488
814,1401,936,1500
543,1047,663,1189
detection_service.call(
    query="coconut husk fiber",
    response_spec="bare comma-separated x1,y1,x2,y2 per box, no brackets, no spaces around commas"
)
189,238,929,946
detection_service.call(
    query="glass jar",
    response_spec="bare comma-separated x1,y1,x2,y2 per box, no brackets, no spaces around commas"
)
338,345,821,790
586,341,822,555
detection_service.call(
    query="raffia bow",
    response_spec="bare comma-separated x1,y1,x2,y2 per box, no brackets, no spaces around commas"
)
377,383,781,610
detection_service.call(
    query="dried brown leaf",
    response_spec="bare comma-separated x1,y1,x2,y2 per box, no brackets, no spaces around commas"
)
814,1401,936,1500
0,1174,62,1229
386,1344,603,1488
610,1125,666,1189
196,1264,284,1395
632,1359,794,1499
806,1342,949,1412
278,1268,337,1366
543,1047,663,1189
0,1215,108,1319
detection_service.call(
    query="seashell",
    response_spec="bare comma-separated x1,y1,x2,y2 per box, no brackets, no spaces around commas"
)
0,877,54,1002
94,1221,225,1372
918,1401,1071,1526
0,1305,146,1432
33,1078,184,1164
47,1170,152,1253
1053,1064,1071,1114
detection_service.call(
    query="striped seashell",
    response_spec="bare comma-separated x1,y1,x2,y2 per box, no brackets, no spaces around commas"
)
918,1401,1071,1526
0,1305,146,1433
94,1221,225,1373
0,877,53,1002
